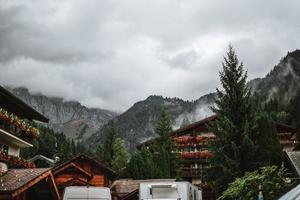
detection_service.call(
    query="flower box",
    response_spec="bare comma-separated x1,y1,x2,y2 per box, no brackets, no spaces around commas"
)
0,151,35,168
0,108,40,141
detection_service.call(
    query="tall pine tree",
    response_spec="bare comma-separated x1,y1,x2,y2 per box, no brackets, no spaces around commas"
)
125,147,162,179
209,46,283,194
111,137,129,175
96,121,118,167
209,46,258,193
153,108,178,178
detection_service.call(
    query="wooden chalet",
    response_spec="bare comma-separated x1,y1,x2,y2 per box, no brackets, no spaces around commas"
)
137,115,299,200
52,154,117,196
0,85,48,159
0,86,60,200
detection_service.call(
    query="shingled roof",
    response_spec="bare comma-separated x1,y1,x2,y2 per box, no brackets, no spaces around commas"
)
53,154,117,177
0,168,49,192
0,86,48,123
0,167,61,200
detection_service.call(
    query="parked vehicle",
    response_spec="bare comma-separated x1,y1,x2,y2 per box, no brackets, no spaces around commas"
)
278,183,300,200
139,181,202,200
62,186,112,200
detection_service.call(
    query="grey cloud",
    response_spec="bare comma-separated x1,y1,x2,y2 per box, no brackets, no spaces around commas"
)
0,0,299,110
162,50,198,70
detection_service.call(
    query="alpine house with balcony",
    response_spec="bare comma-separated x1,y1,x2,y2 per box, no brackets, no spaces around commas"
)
0,85,49,168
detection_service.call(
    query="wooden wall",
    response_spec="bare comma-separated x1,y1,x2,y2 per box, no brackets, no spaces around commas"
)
53,155,115,196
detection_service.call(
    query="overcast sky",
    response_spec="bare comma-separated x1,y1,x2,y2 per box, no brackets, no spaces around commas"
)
0,0,299,111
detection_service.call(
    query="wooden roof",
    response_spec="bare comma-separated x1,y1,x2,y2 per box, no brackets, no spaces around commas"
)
0,86,48,123
54,162,92,178
137,115,218,149
276,122,296,134
53,154,117,177
172,115,218,136
58,177,94,188
0,168,60,199
137,114,296,149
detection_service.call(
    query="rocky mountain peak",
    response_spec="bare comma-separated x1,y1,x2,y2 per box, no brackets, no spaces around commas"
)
6,86,118,141
251,50,300,103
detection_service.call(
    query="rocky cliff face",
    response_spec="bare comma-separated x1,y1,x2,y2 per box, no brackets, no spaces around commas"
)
251,49,300,103
8,87,118,141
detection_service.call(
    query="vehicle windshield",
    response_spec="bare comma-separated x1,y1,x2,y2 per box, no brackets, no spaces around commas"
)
67,198,109,200
151,188,180,199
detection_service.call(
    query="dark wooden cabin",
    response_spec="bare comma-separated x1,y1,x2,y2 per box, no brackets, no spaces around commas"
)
52,154,117,196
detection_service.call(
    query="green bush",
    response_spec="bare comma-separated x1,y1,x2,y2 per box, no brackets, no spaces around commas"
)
218,166,293,200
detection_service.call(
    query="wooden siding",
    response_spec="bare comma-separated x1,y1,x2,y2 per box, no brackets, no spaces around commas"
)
89,175,105,186
52,154,116,198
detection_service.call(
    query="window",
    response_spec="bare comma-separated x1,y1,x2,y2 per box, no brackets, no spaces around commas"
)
0,143,8,155
151,187,180,199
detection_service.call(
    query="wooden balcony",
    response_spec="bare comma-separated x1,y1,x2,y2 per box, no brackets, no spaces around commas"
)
0,150,35,168
0,108,39,144
0,128,33,148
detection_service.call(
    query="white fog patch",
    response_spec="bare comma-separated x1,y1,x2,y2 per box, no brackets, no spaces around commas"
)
266,86,279,102
173,103,214,130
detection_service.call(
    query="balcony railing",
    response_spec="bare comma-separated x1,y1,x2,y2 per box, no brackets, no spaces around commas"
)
0,108,39,143
178,150,214,159
0,150,35,168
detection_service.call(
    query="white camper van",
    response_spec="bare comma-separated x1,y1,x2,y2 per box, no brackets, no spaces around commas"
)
62,186,112,200
139,182,202,200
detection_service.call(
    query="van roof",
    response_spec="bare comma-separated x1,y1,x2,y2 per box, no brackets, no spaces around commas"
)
140,181,191,185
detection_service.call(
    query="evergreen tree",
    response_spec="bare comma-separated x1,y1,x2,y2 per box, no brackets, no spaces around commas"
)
125,108,178,179
209,46,260,193
251,96,283,167
96,121,118,167
111,137,129,175
21,125,91,165
155,108,173,149
288,88,300,128
153,108,178,178
125,147,161,179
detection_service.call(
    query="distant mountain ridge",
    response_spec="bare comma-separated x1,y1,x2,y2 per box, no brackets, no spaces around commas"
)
251,49,300,103
7,87,118,141
86,93,216,152
85,49,300,152
6,49,300,152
